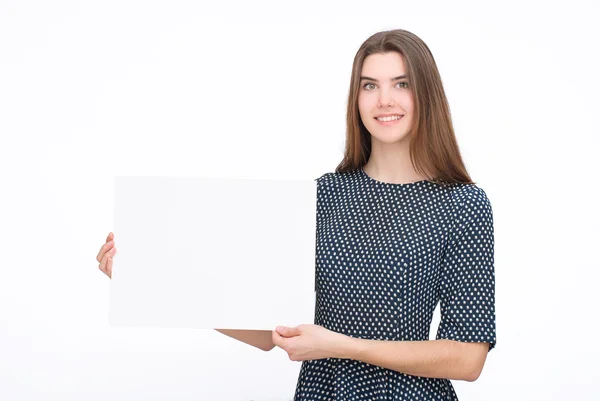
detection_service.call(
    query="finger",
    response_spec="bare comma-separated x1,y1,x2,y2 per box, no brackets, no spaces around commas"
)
272,330,285,348
99,246,116,276
98,247,111,275
96,239,115,263
277,326,300,338
98,232,114,262
99,246,116,277
106,252,114,278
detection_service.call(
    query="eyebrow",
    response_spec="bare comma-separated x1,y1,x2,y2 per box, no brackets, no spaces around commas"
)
359,75,406,82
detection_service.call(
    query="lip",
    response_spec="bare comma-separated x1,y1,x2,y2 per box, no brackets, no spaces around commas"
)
374,114,404,125
375,113,404,118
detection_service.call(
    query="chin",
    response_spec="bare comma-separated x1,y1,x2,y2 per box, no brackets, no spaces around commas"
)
369,132,412,145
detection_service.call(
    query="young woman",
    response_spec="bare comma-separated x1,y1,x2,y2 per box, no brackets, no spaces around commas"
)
97,29,496,401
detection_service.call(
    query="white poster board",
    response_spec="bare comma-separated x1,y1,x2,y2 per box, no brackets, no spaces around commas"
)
109,176,317,330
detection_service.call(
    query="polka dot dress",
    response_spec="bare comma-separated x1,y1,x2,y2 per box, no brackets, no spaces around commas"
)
294,167,496,401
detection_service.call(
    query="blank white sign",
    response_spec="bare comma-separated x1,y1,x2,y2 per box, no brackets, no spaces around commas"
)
109,176,317,330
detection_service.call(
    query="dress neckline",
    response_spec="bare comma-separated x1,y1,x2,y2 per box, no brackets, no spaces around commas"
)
359,167,431,187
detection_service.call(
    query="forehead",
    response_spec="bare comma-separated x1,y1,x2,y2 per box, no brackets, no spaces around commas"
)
360,51,406,76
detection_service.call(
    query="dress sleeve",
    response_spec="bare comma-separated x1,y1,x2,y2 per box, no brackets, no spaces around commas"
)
435,185,496,351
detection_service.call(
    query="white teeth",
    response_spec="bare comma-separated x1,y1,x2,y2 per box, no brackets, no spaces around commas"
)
376,115,402,122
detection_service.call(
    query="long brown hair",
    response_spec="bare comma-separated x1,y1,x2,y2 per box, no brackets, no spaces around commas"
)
335,29,474,185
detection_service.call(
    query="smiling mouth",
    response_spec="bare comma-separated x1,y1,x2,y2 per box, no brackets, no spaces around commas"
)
375,115,403,122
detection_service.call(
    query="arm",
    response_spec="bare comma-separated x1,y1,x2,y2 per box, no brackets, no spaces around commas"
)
339,337,489,381
274,325,488,381
215,329,275,352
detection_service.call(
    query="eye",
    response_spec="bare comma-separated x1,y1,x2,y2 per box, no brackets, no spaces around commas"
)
362,83,376,90
397,81,409,89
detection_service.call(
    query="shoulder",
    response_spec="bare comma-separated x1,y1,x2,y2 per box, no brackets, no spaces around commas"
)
443,182,493,221
314,169,359,188
314,171,336,184
446,183,491,206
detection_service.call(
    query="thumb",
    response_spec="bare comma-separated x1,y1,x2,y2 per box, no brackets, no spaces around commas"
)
276,326,300,337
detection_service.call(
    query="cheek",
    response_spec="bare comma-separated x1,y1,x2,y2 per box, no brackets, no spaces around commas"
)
357,97,370,121
357,94,377,118
357,94,366,109
401,93,415,114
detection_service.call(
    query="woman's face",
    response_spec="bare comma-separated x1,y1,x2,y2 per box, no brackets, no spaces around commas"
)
358,51,415,146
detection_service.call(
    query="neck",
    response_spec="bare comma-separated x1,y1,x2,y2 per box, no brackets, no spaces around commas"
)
363,138,428,184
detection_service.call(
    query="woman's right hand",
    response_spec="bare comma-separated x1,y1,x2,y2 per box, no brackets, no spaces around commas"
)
97,232,116,278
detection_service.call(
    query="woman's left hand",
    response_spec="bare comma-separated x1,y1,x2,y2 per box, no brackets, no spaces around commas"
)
272,324,350,361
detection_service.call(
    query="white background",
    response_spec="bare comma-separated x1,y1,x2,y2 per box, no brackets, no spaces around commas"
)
1,0,599,400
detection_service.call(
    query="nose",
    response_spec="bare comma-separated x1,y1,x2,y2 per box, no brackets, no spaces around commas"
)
378,89,395,108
